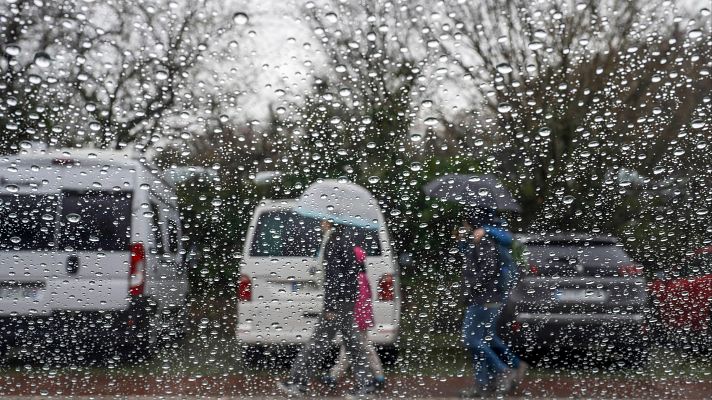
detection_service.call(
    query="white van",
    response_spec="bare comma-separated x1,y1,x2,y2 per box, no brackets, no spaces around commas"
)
236,199,401,363
0,145,188,360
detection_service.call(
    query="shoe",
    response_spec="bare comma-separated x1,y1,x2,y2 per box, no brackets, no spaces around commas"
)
514,360,529,384
318,375,337,388
493,368,517,395
373,375,386,390
277,381,306,397
345,383,376,399
459,385,489,398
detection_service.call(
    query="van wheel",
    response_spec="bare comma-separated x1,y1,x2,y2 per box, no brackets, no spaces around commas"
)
376,345,398,366
242,345,265,367
126,300,161,362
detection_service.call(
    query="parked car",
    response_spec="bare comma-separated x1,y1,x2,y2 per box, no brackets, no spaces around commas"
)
649,246,712,347
499,233,648,363
0,146,189,360
236,199,401,364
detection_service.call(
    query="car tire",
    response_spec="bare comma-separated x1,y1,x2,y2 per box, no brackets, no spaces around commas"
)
123,298,161,362
242,344,265,367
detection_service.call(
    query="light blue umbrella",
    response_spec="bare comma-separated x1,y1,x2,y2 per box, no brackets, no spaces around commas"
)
295,179,382,229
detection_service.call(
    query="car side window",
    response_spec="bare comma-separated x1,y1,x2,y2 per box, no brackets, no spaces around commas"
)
167,219,179,254
150,202,165,256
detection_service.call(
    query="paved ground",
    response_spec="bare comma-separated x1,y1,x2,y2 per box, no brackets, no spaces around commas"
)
1,373,711,399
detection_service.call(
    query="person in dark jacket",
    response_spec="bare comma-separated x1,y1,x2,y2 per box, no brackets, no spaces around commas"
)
278,220,374,397
460,209,516,398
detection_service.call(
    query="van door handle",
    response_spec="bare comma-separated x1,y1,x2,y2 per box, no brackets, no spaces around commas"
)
66,255,79,275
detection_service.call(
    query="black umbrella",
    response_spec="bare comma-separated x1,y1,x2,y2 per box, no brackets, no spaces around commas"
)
422,174,521,212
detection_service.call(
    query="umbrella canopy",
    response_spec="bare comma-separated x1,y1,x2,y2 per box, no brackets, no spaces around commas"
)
296,179,382,229
423,174,521,212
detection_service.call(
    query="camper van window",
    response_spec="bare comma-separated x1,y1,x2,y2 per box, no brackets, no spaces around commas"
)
150,202,165,255
250,211,321,257
0,194,57,251
167,219,179,254
60,191,131,251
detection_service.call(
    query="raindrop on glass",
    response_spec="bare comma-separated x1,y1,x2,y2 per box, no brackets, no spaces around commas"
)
496,63,513,74
233,12,249,25
66,213,81,223
34,52,51,68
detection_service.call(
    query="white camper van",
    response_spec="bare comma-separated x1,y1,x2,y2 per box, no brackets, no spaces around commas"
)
0,146,188,359
236,199,401,363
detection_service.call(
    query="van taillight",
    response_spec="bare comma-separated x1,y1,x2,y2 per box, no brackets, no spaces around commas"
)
377,273,395,301
238,275,252,302
619,264,644,277
528,263,539,276
129,242,146,296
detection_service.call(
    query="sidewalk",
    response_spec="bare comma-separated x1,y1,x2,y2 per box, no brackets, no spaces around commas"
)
1,373,711,399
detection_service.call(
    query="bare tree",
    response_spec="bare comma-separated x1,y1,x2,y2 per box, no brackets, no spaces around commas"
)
1,0,252,151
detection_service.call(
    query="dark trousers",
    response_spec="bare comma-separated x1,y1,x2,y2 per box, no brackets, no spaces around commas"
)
289,301,371,388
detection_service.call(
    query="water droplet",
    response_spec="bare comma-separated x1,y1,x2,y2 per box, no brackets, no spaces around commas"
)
5,184,19,193
691,119,706,129
28,74,41,84
497,103,512,113
496,63,513,74
5,44,20,56
563,195,575,204
424,117,438,126
41,214,54,221
233,12,249,25
325,12,338,23
89,122,101,131
427,40,439,49
410,162,422,172
66,213,82,223
10,236,21,244
33,52,51,68
528,41,543,51
410,133,423,142
140,183,151,190
338,88,351,97
156,70,169,80
538,127,551,137
688,29,702,39
421,100,433,108
335,65,347,73
212,198,223,207
368,176,380,184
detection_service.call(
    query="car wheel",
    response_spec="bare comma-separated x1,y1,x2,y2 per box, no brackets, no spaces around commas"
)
124,299,161,362
242,344,265,367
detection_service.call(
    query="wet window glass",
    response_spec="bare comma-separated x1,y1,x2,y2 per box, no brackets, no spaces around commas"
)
250,211,321,257
59,191,131,252
0,194,56,251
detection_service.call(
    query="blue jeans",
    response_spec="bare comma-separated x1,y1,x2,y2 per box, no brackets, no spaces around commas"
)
462,305,509,387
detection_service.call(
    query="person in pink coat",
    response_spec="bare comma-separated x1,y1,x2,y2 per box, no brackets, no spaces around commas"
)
322,246,386,388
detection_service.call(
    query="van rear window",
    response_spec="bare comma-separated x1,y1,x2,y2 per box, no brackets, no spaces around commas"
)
0,194,57,251
59,191,132,251
250,211,321,257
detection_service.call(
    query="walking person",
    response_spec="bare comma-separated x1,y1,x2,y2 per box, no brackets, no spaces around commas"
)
482,217,529,387
459,209,516,398
321,245,386,389
278,220,375,398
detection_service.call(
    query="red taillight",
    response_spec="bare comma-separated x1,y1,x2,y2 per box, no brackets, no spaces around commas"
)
511,321,522,332
238,275,252,302
619,264,644,277
129,242,146,296
377,273,395,301
528,263,539,276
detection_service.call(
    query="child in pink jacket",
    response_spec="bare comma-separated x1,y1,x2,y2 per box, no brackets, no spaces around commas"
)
324,246,385,388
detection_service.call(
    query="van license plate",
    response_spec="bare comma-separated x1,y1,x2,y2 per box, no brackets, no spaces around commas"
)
0,286,42,301
556,289,607,302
